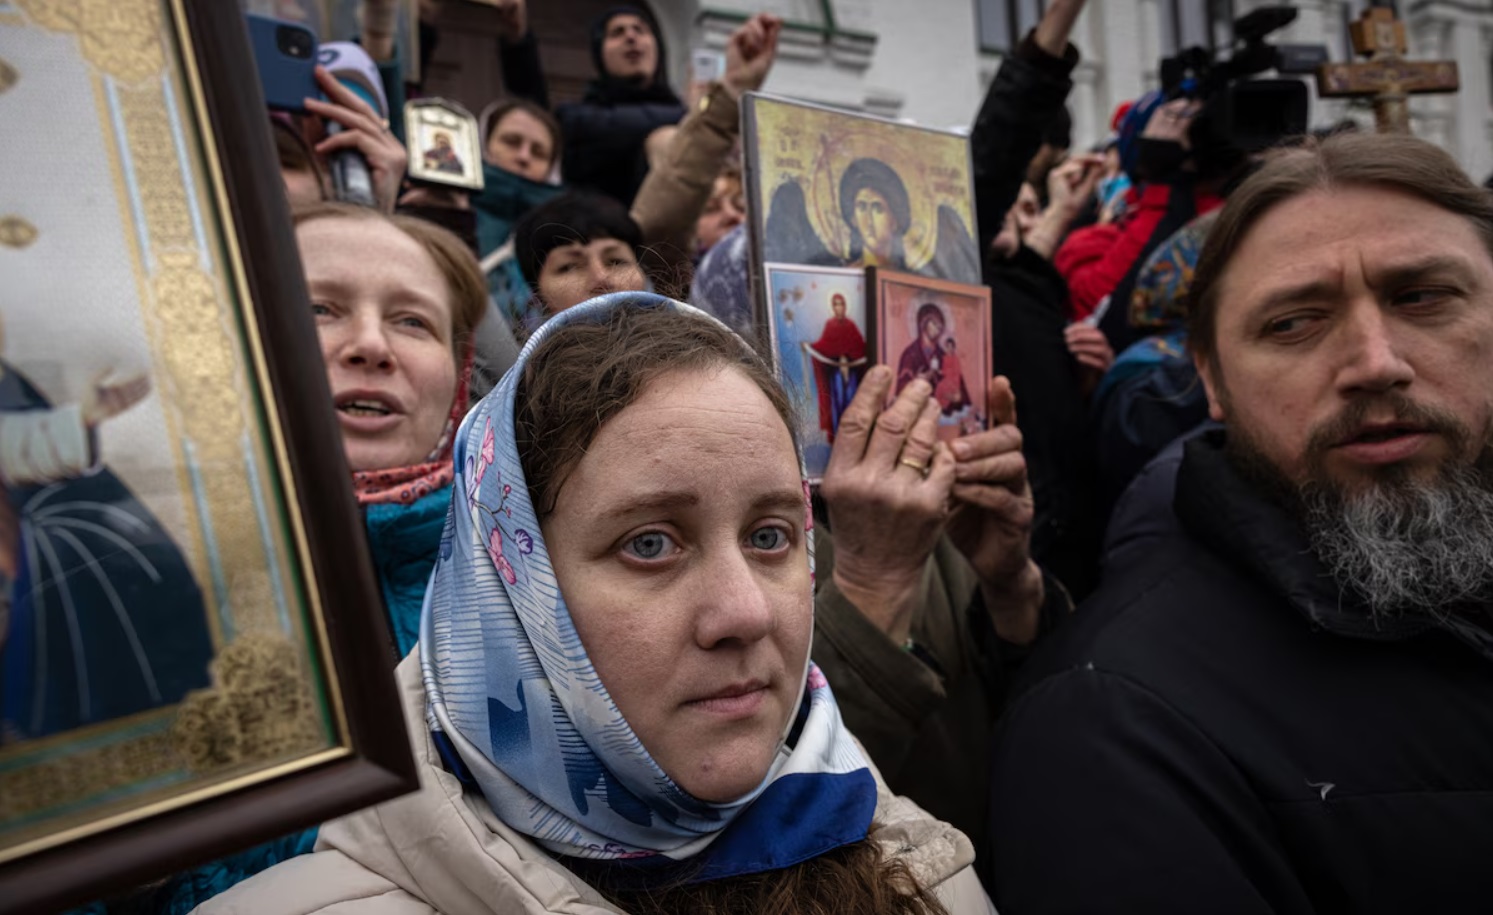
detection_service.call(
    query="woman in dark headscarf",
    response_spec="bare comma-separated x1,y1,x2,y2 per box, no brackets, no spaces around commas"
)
555,6,686,207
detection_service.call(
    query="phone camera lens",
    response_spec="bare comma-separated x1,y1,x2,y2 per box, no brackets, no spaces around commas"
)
276,25,313,59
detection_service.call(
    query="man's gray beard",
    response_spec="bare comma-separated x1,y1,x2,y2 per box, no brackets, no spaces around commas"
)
1299,462,1493,621
1225,408,1493,623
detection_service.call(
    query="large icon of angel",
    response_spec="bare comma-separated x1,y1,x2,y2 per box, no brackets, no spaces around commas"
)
747,95,983,284
763,154,980,284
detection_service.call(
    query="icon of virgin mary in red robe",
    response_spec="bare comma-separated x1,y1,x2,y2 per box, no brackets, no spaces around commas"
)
803,293,867,443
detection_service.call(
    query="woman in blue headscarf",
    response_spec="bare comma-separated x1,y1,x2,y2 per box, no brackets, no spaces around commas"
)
197,294,991,914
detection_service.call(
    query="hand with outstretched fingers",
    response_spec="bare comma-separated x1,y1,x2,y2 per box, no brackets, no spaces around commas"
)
820,365,957,645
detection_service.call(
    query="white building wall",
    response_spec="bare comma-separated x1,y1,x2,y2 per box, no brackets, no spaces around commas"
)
665,0,1493,175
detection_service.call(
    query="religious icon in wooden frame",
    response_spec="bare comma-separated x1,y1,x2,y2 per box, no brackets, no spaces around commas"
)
866,269,994,441
0,1,417,910
405,98,485,192
742,93,981,283
761,263,869,483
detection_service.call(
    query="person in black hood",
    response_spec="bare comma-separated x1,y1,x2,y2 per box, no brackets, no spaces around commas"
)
555,5,686,208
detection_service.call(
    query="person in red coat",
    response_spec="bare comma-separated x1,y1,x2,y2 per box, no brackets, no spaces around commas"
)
1054,98,1223,329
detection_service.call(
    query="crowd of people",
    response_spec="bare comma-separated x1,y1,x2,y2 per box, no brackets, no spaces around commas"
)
77,0,1493,911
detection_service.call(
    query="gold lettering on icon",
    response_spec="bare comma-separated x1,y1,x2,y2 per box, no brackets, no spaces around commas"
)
0,216,38,249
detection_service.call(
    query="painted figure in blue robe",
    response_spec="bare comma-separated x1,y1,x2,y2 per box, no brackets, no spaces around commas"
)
0,360,213,743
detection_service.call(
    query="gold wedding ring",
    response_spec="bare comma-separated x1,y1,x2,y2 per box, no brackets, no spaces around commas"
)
898,456,931,478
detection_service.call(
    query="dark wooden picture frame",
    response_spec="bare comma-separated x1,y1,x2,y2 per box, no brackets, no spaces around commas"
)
0,2,417,911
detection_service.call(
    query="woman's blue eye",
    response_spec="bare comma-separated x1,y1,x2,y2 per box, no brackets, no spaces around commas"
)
749,527,787,551
624,531,671,560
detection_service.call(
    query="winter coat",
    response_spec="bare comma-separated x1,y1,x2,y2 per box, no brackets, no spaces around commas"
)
812,533,1069,893
195,653,997,915
628,82,742,299
1056,180,1222,351
1089,330,1209,511
988,430,1493,914
1098,422,1213,582
364,486,453,659
556,93,684,208
471,163,564,263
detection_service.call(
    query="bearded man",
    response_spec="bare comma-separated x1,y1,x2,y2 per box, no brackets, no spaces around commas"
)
987,132,1493,913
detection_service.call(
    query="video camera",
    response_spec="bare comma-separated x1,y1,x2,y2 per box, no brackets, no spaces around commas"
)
1160,6,1328,153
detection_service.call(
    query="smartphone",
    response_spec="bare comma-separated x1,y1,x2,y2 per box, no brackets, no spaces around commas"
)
246,13,319,114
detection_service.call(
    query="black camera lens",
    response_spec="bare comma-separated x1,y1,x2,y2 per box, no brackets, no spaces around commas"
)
276,25,314,60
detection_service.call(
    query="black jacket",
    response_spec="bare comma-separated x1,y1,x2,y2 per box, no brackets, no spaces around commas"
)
971,32,1078,255
972,36,1093,597
987,247,1101,599
988,431,1493,914
555,96,684,207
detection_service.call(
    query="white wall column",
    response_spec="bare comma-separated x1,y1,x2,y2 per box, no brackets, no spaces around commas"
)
1438,7,1493,182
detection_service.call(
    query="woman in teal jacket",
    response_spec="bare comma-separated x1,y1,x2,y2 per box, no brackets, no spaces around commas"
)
472,98,565,341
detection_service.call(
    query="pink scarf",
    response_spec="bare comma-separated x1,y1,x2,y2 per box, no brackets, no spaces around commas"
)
350,352,471,506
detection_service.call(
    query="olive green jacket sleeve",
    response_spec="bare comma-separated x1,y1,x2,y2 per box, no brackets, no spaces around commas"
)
812,529,1070,879
628,83,740,299
811,532,983,779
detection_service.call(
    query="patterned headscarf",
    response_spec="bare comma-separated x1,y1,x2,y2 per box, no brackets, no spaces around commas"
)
419,293,876,878
1128,209,1219,331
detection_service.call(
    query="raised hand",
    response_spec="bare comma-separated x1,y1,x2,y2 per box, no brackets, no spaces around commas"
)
820,365,956,644
722,13,783,100
492,0,528,43
1064,322,1114,376
305,66,408,214
1046,153,1106,218
82,368,152,428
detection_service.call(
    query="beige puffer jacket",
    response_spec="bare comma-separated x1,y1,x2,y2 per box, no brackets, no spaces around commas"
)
196,654,994,915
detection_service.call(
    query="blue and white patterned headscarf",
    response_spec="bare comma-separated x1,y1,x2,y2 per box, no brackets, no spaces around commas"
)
419,293,876,880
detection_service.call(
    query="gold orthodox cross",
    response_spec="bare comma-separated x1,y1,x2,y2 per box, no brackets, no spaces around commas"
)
1316,7,1458,134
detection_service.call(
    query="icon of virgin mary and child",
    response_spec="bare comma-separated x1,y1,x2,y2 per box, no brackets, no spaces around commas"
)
764,156,980,284
895,302,971,418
